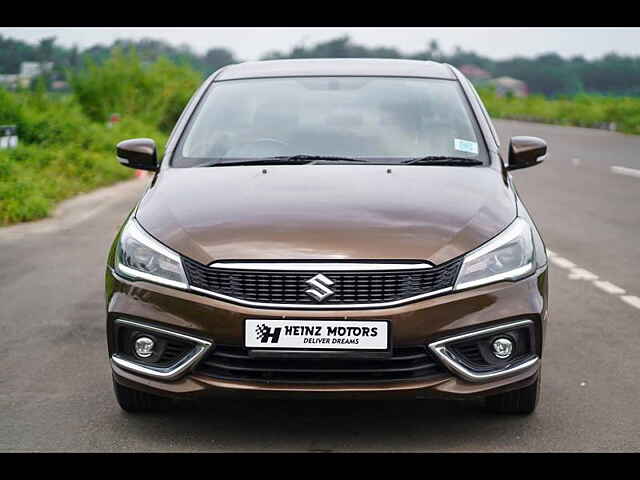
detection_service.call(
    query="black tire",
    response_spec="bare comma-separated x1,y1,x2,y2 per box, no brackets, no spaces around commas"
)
485,374,540,414
113,378,172,413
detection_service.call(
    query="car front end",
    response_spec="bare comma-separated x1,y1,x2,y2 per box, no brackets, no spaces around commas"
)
106,59,549,414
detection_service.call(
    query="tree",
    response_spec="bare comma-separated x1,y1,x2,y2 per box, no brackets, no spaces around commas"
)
2,33,640,97
427,39,442,60
69,45,79,68
203,48,236,73
37,37,56,63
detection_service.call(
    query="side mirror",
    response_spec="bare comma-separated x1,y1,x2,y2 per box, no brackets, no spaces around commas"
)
116,138,158,171
507,136,547,171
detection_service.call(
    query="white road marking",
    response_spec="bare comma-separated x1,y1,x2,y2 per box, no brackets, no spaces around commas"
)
568,268,598,281
611,166,640,179
548,250,639,310
621,296,640,310
550,256,576,269
593,281,626,295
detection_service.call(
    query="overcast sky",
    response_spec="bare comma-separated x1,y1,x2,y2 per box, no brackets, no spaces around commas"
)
2,27,639,60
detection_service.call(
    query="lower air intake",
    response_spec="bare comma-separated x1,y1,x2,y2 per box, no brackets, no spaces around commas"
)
195,345,447,384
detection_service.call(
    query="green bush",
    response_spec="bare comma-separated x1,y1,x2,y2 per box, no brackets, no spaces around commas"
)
3,49,640,227
477,87,640,134
70,48,201,132
0,51,191,225
0,49,201,225
0,118,167,225
1,88,89,146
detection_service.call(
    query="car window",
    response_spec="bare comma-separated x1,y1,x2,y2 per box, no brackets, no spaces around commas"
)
173,76,489,166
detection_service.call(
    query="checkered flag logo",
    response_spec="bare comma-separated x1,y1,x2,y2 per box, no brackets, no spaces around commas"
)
255,324,270,340
254,323,282,343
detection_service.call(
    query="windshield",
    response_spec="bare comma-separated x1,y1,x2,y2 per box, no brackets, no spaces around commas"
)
173,76,488,167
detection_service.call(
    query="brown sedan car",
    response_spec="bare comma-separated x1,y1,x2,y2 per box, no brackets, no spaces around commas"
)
107,59,549,414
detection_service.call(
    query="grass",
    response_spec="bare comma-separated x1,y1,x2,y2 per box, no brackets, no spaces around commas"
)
0,120,167,225
0,50,197,226
0,83,171,226
0,125,165,225
477,88,640,135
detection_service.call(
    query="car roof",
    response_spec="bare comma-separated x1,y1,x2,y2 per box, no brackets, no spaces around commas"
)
215,58,457,81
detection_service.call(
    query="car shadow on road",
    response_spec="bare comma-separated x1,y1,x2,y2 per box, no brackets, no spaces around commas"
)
114,397,534,451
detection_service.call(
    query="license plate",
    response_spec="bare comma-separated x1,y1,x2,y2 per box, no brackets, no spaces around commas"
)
245,319,389,350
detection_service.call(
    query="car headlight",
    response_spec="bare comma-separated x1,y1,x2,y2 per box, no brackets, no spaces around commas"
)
115,217,188,289
454,217,535,290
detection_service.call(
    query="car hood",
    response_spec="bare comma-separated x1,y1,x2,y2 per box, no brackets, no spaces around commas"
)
135,165,516,266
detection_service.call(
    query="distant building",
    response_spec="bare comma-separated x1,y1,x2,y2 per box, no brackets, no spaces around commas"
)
51,80,69,91
488,76,529,98
0,125,18,149
20,61,54,78
0,62,55,90
0,74,20,89
458,64,491,81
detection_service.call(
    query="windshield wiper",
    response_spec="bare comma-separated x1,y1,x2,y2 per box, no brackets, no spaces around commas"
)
401,156,484,166
199,155,368,167
199,157,312,167
278,154,368,163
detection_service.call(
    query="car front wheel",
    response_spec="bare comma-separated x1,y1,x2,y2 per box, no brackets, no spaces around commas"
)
113,378,172,413
484,374,540,414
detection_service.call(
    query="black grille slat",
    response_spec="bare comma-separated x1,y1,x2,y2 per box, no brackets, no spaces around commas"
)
202,361,436,375
183,259,462,306
158,340,193,364
195,345,447,384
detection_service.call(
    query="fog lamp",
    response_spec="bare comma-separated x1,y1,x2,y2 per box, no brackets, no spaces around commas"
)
491,337,514,359
134,336,155,358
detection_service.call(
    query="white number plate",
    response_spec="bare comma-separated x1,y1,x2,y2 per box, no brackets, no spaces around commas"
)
245,319,389,350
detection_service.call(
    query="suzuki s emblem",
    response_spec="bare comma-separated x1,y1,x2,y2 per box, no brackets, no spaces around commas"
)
305,273,335,302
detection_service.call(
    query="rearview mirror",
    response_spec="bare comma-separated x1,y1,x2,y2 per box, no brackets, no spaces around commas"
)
116,138,158,171
507,136,547,171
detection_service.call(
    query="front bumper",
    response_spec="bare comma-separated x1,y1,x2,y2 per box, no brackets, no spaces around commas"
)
106,265,548,400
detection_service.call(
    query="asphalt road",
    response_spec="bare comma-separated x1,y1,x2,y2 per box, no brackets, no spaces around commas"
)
1,120,639,452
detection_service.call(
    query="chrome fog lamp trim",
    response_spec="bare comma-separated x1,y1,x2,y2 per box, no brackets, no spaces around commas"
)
428,320,538,383
111,319,213,381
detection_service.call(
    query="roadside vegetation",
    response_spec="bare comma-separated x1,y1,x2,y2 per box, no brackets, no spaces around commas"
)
478,87,640,135
5,34,640,97
2,45,640,226
0,50,199,225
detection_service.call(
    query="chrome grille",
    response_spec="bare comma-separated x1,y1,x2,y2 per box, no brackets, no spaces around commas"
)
182,258,462,307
